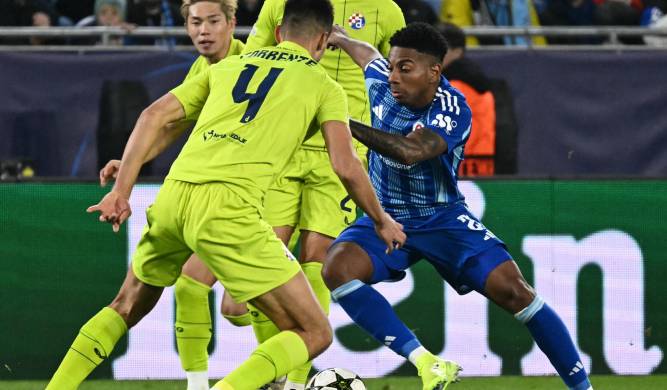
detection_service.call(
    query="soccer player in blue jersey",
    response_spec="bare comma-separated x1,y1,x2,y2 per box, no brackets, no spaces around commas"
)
324,23,594,390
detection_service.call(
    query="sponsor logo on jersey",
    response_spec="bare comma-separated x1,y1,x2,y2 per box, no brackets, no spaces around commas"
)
348,12,366,30
203,130,247,144
372,104,384,120
431,113,457,134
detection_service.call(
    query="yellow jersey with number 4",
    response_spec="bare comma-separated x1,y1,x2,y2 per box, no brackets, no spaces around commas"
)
167,41,348,210
244,0,405,150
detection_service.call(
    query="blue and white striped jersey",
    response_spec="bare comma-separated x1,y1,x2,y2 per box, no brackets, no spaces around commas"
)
364,58,472,219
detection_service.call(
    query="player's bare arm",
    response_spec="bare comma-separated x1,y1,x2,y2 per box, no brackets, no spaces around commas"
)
349,118,447,165
322,120,405,253
327,24,381,69
99,120,192,186
88,93,186,231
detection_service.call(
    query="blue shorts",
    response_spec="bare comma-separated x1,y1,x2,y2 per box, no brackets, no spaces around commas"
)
333,202,511,295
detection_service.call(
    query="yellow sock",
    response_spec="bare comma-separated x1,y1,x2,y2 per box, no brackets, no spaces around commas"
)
286,261,330,384
174,275,212,373
213,330,309,390
300,261,330,316
248,303,280,344
46,307,127,390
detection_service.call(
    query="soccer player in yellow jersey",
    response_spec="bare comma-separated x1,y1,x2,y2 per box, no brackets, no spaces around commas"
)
235,1,405,388
46,0,406,389
99,1,249,388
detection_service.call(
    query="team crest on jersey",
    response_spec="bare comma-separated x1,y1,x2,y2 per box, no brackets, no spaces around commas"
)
412,121,425,131
348,12,366,30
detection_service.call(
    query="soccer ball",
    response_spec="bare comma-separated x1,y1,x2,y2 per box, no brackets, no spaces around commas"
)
305,367,366,390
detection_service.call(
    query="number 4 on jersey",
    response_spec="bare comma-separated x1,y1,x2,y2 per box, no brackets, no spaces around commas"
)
232,64,283,123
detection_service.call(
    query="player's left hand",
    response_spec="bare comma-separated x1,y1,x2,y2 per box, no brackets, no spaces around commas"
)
87,191,132,233
375,212,406,254
99,159,121,187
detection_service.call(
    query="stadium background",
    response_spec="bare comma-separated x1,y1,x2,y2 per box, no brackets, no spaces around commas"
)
1,1,667,387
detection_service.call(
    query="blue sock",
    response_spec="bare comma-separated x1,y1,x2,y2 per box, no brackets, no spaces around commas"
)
332,280,421,357
516,296,592,390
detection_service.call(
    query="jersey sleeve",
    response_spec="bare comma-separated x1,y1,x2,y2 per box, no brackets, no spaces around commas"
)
242,0,283,53
317,77,349,125
170,67,211,121
427,93,473,154
378,2,406,56
363,57,390,100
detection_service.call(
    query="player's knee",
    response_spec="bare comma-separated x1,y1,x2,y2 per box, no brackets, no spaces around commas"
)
310,320,333,356
109,281,161,328
321,260,348,291
322,245,359,290
299,241,329,263
220,300,248,317
499,279,536,314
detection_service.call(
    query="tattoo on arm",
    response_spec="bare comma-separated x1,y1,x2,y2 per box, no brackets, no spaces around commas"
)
349,119,447,165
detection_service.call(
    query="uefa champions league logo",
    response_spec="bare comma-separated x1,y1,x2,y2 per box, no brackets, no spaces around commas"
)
348,13,366,30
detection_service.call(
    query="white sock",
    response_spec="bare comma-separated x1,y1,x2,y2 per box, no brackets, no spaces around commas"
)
408,346,430,367
284,381,305,390
186,371,209,390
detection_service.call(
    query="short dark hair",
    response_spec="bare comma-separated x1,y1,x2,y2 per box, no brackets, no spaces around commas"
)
389,22,448,62
181,0,239,23
437,22,466,50
282,0,334,36
181,0,238,22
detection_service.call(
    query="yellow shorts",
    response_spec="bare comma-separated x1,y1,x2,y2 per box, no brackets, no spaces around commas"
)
264,148,364,239
132,179,300,302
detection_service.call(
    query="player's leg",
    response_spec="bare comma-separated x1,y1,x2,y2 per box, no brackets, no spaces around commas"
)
188,183,328,389
476,246,593,390
220,290,251,326
281,230,333,389
323,222,458,390
46,269,163,390
215,271,332,390
174,255,219,390
238,160,303,388
47,179,192,389
218,227,298,330
281,150,355,389
246,225,296,346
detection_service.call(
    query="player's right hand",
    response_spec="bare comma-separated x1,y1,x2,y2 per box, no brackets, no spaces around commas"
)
375,212,406,254
87,190,132,233
99,159,121,187
327,24,349,50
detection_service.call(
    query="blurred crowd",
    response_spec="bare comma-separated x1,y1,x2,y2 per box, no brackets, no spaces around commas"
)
0,0,263,45
0,0,666,45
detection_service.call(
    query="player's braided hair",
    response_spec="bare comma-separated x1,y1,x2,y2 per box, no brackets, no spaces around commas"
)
283,0,334,36
181,0,238,22
389,22,449,62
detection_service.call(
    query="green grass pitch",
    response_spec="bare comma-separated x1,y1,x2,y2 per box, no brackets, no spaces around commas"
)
3,376,667,389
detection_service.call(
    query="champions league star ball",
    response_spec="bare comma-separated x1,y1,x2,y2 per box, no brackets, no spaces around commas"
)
305,367,366,390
